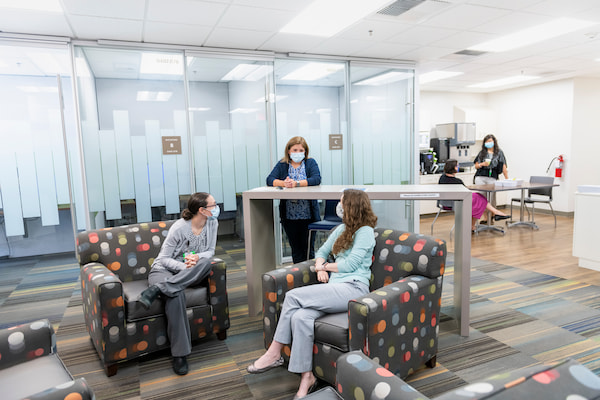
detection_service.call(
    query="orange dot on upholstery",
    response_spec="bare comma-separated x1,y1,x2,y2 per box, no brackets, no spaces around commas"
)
89,233,99,243
286,274,294,283
116,296,123,307
384,276,393,286
118,348,127,359
64,393,83,400
210,282,217,293
376,367,395,377
268,292,277,302
137,341,148,351
440,264,445,274
420,309,426,323
378,320,386,333
399,233,409,241
109,262,121,271
158,222,166,227
283,346,291,357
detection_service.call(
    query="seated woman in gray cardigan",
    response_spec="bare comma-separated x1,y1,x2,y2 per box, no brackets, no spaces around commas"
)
138,192,219,375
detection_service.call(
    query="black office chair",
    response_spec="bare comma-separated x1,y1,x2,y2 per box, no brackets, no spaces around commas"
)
431,200,455,238
307,200,342,259
510,176,556,227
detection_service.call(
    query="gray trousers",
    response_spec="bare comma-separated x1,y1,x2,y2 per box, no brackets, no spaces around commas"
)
148,258,212,357
273,281,369,373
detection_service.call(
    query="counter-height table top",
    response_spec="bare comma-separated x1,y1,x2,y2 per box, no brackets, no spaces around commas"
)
243,184,473,336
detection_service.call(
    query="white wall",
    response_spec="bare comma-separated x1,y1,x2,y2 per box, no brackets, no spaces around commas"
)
421,79,576,213
571,78,600,210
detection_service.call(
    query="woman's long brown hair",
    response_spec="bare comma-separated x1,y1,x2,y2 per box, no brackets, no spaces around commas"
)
332,189,377,255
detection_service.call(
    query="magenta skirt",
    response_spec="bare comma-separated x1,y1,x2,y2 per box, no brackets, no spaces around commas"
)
472,192,488,219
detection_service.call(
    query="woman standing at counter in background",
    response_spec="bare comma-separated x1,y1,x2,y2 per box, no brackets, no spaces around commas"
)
267,136,321,263
474,134,508,184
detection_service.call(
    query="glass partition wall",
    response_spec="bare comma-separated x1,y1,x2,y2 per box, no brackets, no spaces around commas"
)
0,39,416,259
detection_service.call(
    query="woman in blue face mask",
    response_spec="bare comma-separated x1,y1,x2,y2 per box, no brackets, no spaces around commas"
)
266,136,322,263
474,134,508,185
138,192,219,376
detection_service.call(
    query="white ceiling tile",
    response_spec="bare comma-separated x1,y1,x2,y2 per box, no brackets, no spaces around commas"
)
0,9,73,37
69,16,143,41
434,31,497,50
421,4,510,30
143,22,212,46
307,38,374,57
217,5,295,31
204,28,274,50
349,42,418,59
146,0,228,25
387,25,460,46
336,19,412,41
396,46,457,61
62,0,146,19
258,33,324,54
465,0,545,11
523,0,600,17
230,0,307,12
470,11,551,35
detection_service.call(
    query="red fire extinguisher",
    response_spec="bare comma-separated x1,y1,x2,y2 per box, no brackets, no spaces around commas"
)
555,155,564,178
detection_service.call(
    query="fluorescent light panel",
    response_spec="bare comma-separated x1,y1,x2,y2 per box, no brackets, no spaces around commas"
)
469,75,539,89
0,0,62,12
354,71,413,86
282,62,344,81
136,91,173,101
280,0,394,37
419,71,463,84
221,64,271,81
469,17,597,52
140,53,183,75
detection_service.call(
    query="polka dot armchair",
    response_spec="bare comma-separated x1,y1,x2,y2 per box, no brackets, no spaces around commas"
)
262,228,446,385
329,350,600,400
76,221,230,376
0,319,95,400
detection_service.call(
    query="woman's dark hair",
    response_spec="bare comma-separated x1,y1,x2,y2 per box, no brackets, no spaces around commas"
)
332,189,377,255
479,134,499,158
444,159,458,174
181,192,210,220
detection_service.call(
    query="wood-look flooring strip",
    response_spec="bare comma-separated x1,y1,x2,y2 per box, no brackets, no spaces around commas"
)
422,212,600,286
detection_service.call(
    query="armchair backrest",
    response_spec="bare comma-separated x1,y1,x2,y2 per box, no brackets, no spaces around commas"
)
76,220,176,282
370,228,446,291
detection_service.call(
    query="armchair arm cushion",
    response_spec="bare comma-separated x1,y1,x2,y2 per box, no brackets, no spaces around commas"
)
208,258,230,333
262,261,319,348
80,262,126,364
336,351,430,400
0,319,54,371
26,377,95,400
348,275,443,378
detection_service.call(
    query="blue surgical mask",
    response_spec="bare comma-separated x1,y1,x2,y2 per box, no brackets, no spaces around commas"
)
208,205,220,220
290,152,305,163
484,142,494,149
336,202,344,219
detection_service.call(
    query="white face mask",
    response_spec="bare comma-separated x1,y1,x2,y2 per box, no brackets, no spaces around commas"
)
290,152,305,163
336,202,344,219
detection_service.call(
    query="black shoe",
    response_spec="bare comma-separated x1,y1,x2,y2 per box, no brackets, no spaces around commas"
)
139,285,160,309
494,215,510,221
173,356,188,375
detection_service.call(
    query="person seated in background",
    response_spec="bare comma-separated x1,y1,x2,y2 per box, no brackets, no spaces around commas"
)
440,159,509,232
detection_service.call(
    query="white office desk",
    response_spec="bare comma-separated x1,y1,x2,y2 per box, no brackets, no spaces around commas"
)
243,184,473,336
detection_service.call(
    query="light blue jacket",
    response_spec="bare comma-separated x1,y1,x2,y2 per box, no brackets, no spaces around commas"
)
315,224,375,286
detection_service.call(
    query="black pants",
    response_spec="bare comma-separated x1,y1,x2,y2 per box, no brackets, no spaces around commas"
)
282,219,315,264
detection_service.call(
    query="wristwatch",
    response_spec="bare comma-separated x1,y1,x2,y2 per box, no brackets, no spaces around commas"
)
296,180,300,187
320,262,328,272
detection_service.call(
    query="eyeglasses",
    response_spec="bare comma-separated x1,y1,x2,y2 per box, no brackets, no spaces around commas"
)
205,203,218,209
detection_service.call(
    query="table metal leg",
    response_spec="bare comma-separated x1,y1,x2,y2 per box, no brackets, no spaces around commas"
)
507,188,539,229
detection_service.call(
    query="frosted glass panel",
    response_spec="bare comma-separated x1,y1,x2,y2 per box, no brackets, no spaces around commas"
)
131,136,152,223
145,120,166,208
113,110,135,200
162,129,181,214
98,130,122,220
0,151,25,236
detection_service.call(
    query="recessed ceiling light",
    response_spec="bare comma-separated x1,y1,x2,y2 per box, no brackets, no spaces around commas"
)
221,64,272,81
0,0,62,13
354,71,413,86
468,75,539,89
280,0,395,37
136,91,173,101
281,62,344,81
419,71,463,84
469,18,597,52
140,53,183,75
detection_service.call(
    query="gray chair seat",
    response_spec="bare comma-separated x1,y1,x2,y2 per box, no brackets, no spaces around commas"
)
315,312,349,353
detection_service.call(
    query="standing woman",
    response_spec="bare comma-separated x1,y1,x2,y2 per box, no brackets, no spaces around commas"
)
267,136,321,263
474,134,508,185
246,189,377,399
138,192,219,376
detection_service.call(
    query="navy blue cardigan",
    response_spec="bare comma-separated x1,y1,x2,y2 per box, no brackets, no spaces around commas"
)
266,158,322,222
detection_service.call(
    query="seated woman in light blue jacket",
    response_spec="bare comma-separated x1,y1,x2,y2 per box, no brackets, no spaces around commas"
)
246,189,377,399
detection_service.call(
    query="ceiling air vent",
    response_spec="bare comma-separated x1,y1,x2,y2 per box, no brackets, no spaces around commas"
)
377,0,426,16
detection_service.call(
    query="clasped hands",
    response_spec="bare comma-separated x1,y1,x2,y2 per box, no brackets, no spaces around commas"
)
315,261,329,283
184,253,200,268
283,177,298,188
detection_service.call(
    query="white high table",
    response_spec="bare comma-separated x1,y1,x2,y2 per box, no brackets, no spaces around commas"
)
242,184,473,337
